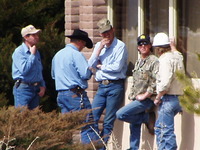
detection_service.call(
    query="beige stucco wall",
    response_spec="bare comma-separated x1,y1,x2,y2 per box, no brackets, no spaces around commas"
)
108,76,200,150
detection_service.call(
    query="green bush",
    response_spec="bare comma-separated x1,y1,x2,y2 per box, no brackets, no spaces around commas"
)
176,70,200,115
0,0,65,111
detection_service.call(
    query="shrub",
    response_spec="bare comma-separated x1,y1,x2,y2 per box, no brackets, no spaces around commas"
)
0,107,95,150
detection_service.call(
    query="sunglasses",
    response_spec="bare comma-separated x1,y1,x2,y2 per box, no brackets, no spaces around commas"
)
138,41,149,46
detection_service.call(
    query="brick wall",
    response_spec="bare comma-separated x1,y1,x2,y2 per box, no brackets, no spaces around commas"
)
65,0,107,101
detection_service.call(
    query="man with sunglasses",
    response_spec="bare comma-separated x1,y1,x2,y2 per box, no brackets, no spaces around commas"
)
116,34,159,150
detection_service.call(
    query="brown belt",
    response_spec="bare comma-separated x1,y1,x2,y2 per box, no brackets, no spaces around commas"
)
70,86,84,94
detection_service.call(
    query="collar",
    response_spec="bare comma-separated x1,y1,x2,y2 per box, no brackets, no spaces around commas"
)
137,54,153,68
104,37,117,49
66,43,79,51
22,42,30,53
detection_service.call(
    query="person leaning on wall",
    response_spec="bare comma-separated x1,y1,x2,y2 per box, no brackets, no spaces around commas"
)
116,34,159,150
12,25,46,110
152,32,185,150
88,18,128,150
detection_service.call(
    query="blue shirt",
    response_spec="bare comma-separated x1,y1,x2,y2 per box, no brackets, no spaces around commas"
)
12,43,45,86
88,37,128,81
51,44,92,91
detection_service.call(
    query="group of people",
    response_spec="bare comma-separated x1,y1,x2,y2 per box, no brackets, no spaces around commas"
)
12,18,184,150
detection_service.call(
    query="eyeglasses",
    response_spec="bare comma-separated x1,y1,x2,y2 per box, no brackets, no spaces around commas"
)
138,41,149,46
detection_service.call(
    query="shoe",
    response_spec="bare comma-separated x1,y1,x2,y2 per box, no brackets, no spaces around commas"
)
145,111,155,135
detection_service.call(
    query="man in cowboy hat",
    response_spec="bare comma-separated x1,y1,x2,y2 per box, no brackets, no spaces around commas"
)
12,24,46,110
51,29,97,144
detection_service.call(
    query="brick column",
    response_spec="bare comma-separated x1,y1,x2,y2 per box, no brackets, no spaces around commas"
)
79,0,108,101
65,0,80,43
65,0,107,101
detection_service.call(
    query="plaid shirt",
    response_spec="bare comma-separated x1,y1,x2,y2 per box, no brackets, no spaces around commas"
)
128,54,159,100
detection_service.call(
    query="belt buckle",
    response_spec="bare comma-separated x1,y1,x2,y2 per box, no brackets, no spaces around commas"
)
33,82,38,86
102,80,109,85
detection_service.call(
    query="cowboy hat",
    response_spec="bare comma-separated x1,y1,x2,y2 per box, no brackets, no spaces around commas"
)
65,29,93,48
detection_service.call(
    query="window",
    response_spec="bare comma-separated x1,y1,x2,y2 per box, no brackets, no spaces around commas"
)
145,0,169,38
177,0,200,77
113,0,138,76
112,0,200,77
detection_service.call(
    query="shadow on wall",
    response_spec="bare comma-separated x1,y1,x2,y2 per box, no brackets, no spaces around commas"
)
140,125,156,149
140,109,157,150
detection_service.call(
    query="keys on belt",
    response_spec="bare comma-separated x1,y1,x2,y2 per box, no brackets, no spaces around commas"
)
70,86,85,94
59,87,85,109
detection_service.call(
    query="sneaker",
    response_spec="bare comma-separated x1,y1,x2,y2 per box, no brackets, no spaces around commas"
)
145,111,156,135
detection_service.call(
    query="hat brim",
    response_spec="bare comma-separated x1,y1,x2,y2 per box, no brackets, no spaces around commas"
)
29,29,41,34
137,39,150,45
99,25,112,33
22,29,41,37
66,35,93,49
152,44,170,47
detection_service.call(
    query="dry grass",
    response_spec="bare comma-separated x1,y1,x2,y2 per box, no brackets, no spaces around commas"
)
0,106,95,150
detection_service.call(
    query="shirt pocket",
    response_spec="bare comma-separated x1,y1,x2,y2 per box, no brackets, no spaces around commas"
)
140,68,151,81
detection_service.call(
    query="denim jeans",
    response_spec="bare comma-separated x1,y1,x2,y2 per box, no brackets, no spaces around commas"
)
116,98,154,150
13,83,40,110
92,80,125,148
57,90,97,144
155,95,182,150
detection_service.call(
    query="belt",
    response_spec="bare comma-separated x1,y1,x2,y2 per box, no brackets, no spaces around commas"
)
70,86,84,93
21,81,40,86
100,79,124,85
164,94,178,97
59,86,85,94
16,80,40,86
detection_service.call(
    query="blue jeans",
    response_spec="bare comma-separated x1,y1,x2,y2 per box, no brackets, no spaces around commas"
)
155,95,182,150
116,98,154,150
13,83,40,110
92,80,125,148
57,90,97,144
